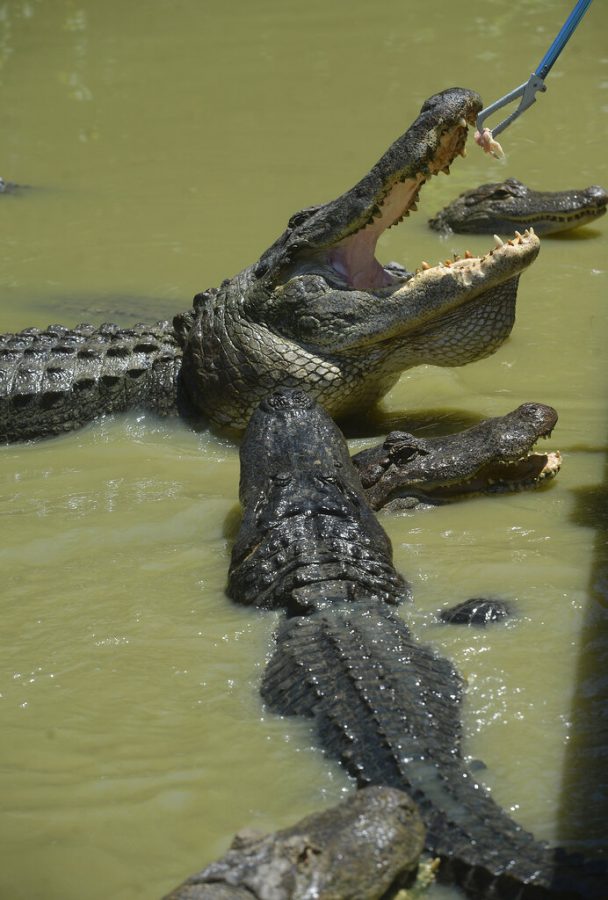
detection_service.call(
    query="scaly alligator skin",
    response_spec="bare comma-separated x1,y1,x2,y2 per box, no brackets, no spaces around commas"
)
1,88,540,442
429,178,608,235
164,785,425,900
353,401,561,509
0,321,182,441
438,597,512,625
229,388,606,899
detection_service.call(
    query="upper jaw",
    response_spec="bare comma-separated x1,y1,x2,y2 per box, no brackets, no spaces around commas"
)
260,88,482,287
320,109,480,290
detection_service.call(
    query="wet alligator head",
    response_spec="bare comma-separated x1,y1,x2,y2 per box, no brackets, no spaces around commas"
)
354,401,561,509
181,88,541,430
429,177,608,235
228,388,408,615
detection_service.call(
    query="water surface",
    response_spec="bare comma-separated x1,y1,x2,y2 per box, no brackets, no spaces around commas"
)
1,1,607,897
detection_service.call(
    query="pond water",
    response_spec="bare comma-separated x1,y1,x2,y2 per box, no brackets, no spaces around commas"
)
1,1,607,898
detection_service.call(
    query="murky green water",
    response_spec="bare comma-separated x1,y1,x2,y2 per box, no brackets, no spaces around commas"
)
1,1,607,897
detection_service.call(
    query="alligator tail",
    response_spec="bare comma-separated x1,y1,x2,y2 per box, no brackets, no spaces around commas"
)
0,321,184,442
261,602,607,899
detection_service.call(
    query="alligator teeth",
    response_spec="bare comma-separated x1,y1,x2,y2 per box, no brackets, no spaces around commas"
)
458,117,467,127
410,202,418,212
528,226,535,235
493,234,504,247
444,259,452,266
421,261,431,270
515,230,523,241
442,165,451,175
464,250,473,258
459,147,467,157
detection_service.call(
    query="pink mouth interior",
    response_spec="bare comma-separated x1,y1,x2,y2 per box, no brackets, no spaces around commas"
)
327,178,423,290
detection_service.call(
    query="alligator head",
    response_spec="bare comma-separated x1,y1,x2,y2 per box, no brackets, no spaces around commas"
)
181,88,541,430
429,177,608,235
228,388,408,615
353,402,561,509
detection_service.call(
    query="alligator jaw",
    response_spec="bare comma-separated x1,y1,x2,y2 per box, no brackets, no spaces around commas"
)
386,228,540,325
326,116,475,290
354,402,562,509
257,88,483,289
412,450,562,502
507,201,607,233
429,179,608,236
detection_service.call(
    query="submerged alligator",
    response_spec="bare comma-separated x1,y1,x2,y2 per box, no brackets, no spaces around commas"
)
222,388,606,899
429,178,608,235
1,88,541,443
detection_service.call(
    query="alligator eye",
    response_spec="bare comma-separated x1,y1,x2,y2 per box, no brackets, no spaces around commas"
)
319,474,336,485
489,188,513,200
273,472,292,485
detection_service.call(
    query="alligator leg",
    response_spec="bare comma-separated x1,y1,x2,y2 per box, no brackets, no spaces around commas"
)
0,321,184,442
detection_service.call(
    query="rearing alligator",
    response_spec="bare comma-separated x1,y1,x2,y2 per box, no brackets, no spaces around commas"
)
0,88,540,443
228,388,605,899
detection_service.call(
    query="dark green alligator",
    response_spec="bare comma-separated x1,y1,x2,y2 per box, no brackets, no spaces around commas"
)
353,400,560,509
429,178,607,235
226,387,605,899
165,785,426,900
0,88,541,443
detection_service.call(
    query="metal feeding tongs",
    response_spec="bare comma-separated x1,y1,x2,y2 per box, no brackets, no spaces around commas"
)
476,0,594,141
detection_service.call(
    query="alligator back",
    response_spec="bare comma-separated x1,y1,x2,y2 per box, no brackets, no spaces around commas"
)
0,321,183,442
261,599,606,898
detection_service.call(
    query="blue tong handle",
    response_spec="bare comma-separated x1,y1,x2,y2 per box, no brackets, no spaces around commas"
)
476,0,593,138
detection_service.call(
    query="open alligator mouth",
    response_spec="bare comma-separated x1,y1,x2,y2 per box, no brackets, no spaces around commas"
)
326,115,473,290
310,109,541,300
424,447,562,500
259,88,542,317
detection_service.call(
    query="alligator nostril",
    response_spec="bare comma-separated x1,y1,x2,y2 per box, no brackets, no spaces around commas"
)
587,185,608,205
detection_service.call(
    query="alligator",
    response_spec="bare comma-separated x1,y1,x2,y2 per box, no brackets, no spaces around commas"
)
227,387,606,899
164,785,426,900
428,178,608,235
352,401,561,509
0,88,541,443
